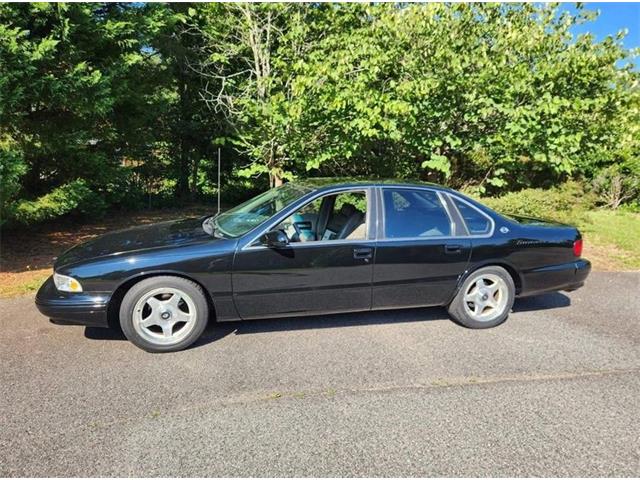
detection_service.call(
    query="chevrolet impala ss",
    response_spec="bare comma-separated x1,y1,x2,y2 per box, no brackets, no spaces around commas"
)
36,180,591,352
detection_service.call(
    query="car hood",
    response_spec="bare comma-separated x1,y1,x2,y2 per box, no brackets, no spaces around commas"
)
54,217,213,269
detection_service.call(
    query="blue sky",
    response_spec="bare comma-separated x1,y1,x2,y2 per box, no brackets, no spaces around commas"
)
561,2,640,50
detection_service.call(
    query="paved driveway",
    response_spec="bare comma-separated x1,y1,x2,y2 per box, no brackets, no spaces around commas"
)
1,272,639,476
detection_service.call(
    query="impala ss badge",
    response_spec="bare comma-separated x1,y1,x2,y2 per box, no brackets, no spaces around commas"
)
500,226,509,234
517,239,543,246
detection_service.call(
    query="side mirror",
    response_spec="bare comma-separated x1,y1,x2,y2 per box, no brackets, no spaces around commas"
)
261,230,289,248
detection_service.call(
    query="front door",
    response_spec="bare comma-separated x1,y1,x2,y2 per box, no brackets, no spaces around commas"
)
232,189,375,319
372,187,472,308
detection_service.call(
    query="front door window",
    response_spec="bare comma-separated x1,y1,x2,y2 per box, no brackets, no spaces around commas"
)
274,190,368,243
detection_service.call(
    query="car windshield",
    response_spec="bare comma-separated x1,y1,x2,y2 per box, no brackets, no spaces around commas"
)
207,183,313,238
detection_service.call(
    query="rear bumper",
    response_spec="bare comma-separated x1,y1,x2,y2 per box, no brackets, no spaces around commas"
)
519,259,591,297
35,276,110,328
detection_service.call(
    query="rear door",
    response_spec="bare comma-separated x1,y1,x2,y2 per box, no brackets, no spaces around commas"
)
372,187,473,309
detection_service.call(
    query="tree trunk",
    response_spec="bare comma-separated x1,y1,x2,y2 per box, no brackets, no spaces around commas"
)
175,73,190,199
190,157,200,200
271,173,283,188
176,137,190,199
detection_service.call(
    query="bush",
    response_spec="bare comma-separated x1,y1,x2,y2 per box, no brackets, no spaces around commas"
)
591,160,640,210
12,180,106,225
479,181,595,224
0,145,27,225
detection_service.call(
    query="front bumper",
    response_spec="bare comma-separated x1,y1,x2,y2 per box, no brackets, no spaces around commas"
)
520,259,591,297
35,276,110,327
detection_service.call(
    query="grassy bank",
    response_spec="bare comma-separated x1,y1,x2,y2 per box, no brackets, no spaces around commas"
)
579,210,640,270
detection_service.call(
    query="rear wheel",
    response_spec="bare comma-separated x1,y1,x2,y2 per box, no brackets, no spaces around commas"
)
448,266,515,329
119,276,209,353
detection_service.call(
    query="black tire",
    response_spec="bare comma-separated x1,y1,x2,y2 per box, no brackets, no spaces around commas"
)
447,266,515,329
119,276,209,353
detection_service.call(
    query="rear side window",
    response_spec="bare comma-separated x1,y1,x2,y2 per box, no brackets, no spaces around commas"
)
451,196,492,235
383,189,452,238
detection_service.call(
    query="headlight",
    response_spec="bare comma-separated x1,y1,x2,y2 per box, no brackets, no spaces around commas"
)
53,273,83,292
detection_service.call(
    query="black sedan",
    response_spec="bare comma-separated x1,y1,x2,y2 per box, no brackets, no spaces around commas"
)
36,180,591,352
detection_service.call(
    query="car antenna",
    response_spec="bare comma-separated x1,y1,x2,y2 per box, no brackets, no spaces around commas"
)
217,146,221,215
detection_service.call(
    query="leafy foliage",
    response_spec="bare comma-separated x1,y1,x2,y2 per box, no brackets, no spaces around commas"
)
288,4,638,192
0,3,638,227
479,181,596,224
13,179,106,224
591,160,640,209
0,136,26,224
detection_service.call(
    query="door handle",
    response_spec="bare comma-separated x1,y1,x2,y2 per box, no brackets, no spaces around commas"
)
353,247,373,260
444,244,463,254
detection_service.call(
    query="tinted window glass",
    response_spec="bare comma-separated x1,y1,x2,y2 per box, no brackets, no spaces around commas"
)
324,191,367,240
451,197,491,235
383,189,452,238
275,191,367,243
212,183,312,238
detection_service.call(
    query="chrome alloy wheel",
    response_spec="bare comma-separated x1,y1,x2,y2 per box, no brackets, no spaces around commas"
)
132,287,198,346
463,273,509,322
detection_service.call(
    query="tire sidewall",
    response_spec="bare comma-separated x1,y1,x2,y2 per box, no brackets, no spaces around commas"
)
119,276,209,353
449,266,515,329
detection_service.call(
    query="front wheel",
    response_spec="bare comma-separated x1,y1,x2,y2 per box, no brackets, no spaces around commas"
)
119,276,209,353
448,266,515,329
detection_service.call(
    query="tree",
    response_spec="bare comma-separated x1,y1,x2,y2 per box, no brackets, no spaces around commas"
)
0,3,166,220
289,3,639,193
149,3,225,199
195,3,334,187
1,3,638,226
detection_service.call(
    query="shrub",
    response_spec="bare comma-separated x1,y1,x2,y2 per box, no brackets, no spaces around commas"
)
12,180,106,225
0,144,27,225
591,160,640,210
479,181,594,224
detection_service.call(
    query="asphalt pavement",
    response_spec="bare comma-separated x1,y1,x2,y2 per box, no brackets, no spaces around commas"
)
1,272,639,476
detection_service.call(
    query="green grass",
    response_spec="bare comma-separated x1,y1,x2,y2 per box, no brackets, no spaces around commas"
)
579,210,640,270
0,270,50,298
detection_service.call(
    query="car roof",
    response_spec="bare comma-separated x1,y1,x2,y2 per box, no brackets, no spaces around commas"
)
294,177,452,193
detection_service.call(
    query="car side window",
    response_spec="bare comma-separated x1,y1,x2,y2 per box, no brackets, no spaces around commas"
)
275,190,367,243
383,189,452,238
451,196,492,235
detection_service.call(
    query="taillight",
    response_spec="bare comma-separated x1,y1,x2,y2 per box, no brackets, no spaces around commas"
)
573,239,583,257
